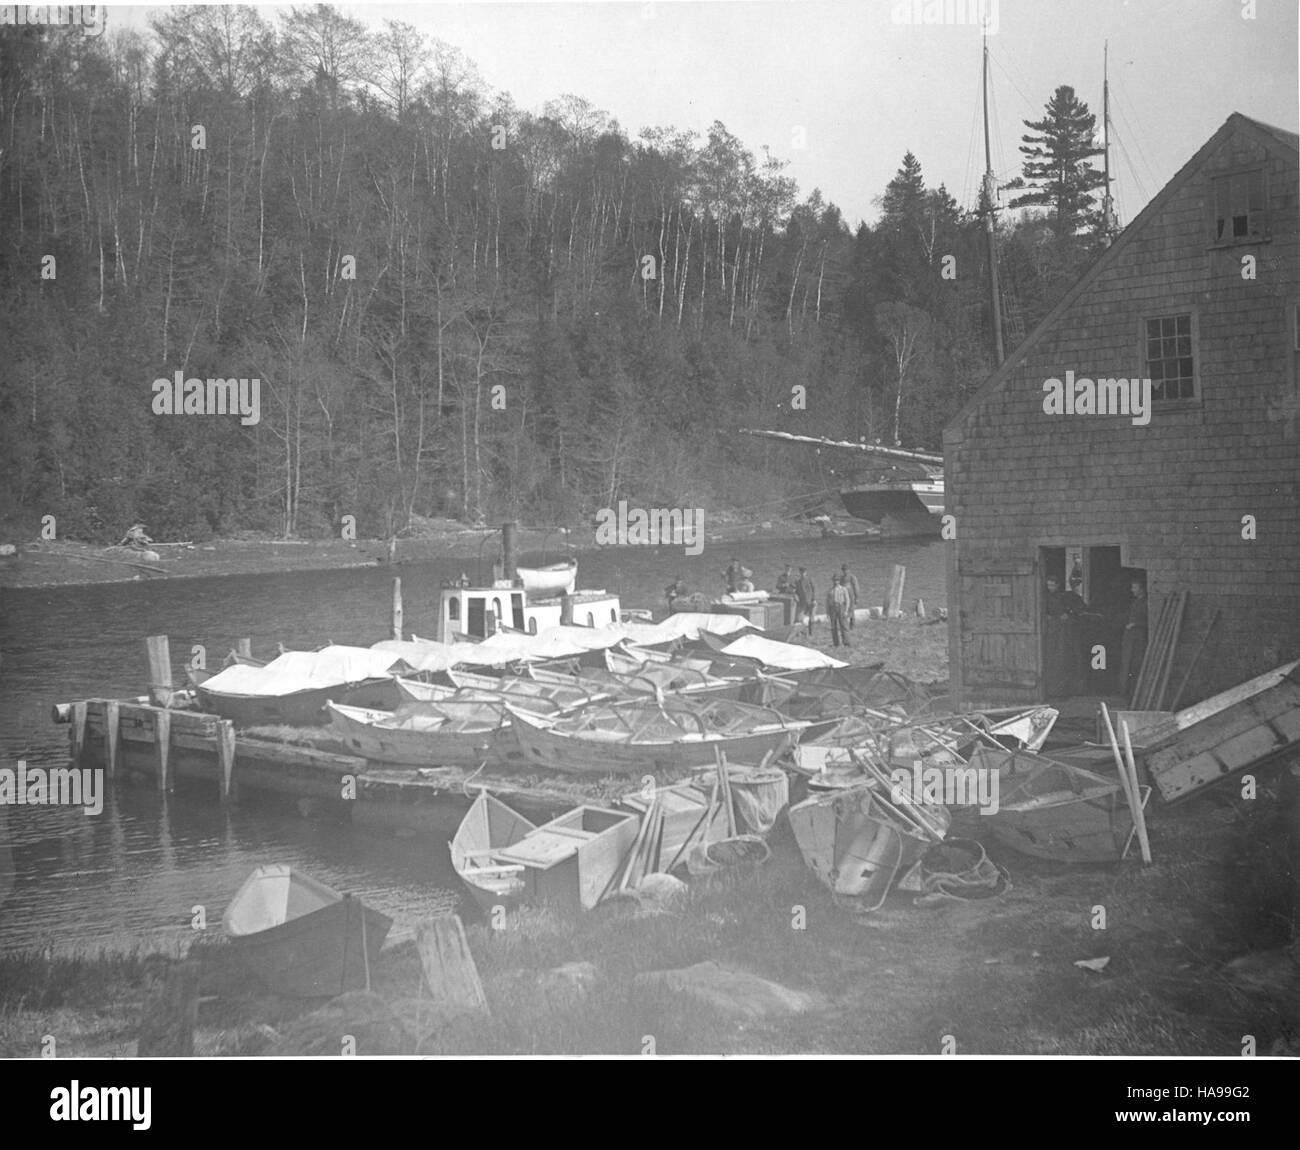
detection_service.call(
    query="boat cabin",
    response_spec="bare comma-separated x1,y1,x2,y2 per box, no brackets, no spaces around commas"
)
435,581,622,643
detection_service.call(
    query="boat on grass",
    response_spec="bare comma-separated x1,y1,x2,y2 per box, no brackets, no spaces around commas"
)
968,744,1148,863
450,792,638,912
222,864,391,997
449,792,538,912
506,696,810,774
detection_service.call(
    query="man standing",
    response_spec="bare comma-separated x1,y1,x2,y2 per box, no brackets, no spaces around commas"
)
1043,574,1088,697
723,556,742,594
828,574,852,648
775,564,796,595
840,563,860,628
795,566,816,634
1119,579,1149,704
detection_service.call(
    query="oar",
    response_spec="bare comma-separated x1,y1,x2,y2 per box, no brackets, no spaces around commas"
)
716,748,737,837
1120,718,1152,864
1100,703,1149,864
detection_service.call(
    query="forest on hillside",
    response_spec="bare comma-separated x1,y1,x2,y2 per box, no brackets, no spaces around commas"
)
0,6,1114,542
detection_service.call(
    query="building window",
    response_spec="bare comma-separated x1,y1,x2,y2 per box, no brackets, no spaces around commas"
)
1145,314,1196,401
447,597,460,621
1212,170,1266,241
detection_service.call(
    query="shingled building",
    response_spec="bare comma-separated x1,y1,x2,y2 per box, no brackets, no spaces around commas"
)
944,113,1299,710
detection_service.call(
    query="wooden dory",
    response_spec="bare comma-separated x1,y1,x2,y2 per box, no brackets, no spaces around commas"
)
449,792,538,912
506,696,810,774
968,744,1148,863
326,699,526,767
450,794,638,911
517,558,577,597
222,865,392,997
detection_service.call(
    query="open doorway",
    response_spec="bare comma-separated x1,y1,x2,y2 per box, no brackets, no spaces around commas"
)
1039,545,1143,698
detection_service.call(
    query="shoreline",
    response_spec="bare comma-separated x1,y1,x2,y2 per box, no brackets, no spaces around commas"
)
0,515,872,591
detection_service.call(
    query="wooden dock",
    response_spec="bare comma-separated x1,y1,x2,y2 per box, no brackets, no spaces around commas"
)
57,697,620,833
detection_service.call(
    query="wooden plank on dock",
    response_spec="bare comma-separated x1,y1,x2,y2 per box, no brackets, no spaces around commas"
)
415,914,489,1021
885,565,906,619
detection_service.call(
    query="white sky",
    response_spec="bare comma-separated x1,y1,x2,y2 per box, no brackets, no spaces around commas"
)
107,1,1299,228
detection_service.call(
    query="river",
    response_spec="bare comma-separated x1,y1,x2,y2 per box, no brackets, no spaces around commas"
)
0,533,946,954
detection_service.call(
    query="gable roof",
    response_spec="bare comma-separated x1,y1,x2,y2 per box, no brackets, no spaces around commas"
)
946,113,1300,433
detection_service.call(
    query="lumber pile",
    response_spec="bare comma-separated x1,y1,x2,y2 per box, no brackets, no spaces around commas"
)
1131,590,1186,710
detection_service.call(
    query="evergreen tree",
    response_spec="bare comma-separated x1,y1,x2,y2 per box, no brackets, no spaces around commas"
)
1008,85,1105,238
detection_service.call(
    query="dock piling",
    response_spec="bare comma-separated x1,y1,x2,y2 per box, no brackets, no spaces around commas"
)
104,699,121,779
145,635,173,707
392,577,403,641
155,707,172,792
216,719,237,804
236,637,252,660
885,565,907,619
502,521,518,583
70,701,87,762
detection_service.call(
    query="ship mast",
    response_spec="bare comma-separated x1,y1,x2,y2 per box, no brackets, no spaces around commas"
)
1100,41,1118,243
982,30,1005,366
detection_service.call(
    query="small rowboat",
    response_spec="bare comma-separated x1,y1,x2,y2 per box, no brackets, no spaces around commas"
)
222,865,391,998
506,696,810,775
450,793,639,912
449,792,538,913
517,559,577,598
968,745,1148,863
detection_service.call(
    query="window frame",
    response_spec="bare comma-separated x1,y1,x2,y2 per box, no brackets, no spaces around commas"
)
1209,167,1270,247
1139,310,1200,407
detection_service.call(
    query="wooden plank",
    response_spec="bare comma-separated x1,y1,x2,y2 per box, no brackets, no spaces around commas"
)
958,556,1035,576
415,915,489,1020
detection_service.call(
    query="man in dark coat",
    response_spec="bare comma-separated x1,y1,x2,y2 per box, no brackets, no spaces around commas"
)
827,574,852,648
1119,579,1149,704
840,563,860,627
1043,574,1088,697
795,566,816,634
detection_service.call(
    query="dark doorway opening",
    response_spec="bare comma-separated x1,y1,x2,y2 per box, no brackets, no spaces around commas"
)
1039,545,1142,698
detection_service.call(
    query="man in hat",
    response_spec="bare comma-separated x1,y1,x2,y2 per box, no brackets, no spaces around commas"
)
795,566,816,634
723,556,742,594
827,573,852,648
775,564,796,596
840,563,860,627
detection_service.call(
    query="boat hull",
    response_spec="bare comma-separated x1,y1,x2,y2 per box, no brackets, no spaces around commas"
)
197,677,395,727
517,560,577,597
509,708,804,775
449,792,538,913
839,479,944,522
326,703,525,767
223,867,392,998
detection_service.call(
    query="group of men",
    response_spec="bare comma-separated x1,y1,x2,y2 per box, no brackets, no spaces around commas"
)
1043,571,1149,701
776,562,860,648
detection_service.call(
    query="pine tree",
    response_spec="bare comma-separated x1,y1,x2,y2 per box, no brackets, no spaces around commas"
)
1008,86,1105,238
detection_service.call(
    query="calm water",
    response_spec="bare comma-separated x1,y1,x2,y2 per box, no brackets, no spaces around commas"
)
0,534,945,954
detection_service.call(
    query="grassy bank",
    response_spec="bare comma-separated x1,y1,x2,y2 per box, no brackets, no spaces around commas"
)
2,773,1295,1057
0,512,848,590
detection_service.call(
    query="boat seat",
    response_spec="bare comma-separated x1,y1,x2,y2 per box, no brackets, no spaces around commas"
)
495,830,586,868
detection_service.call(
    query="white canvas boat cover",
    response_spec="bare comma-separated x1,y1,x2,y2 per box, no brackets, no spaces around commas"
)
625,613,755,643
201,646,409,697
719,634,848,670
